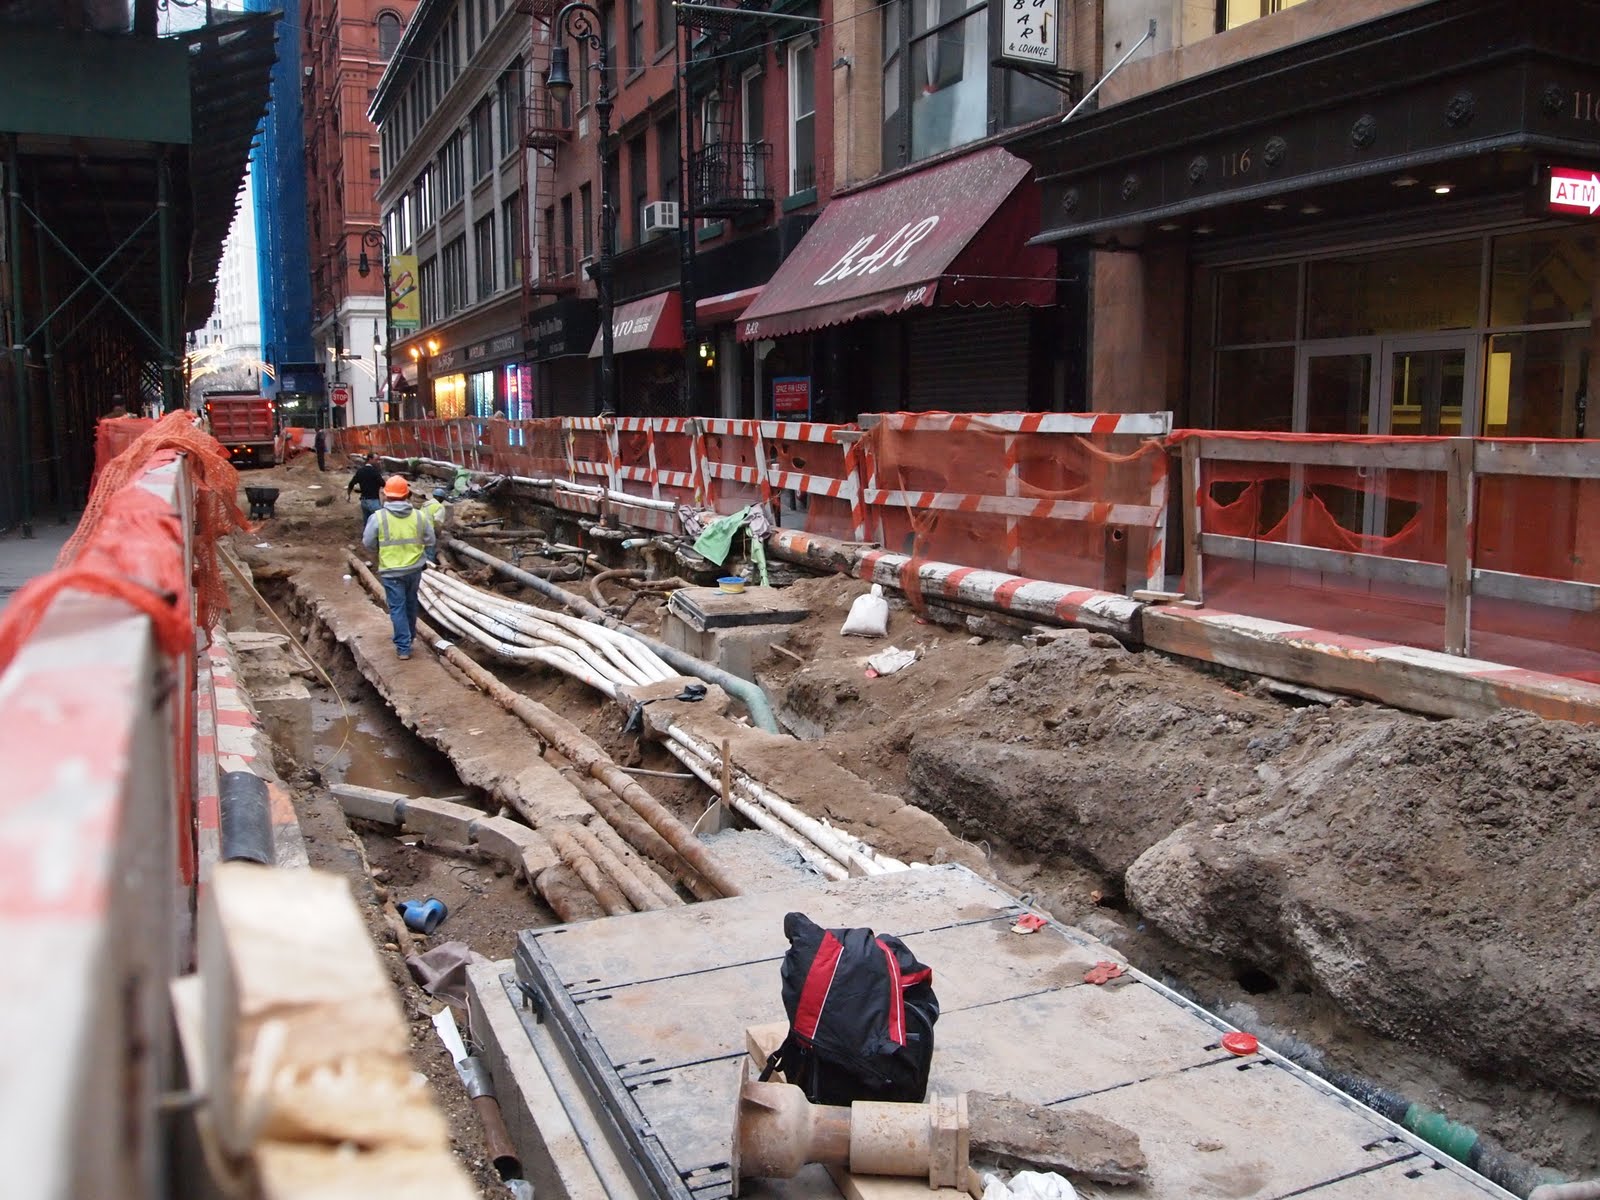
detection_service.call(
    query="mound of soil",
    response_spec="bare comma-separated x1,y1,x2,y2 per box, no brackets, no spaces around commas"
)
1127,710,1600,1099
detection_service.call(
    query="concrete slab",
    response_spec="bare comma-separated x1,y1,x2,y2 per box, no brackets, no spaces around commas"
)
668,587,811,632
662,613,794,682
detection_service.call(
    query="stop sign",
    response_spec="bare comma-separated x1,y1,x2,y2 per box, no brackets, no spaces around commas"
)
330,383,351,407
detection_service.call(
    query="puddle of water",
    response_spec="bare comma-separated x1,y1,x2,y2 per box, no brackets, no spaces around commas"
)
312,687,463,796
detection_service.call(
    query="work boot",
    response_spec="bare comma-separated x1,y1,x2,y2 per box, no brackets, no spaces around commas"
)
397,649,412,660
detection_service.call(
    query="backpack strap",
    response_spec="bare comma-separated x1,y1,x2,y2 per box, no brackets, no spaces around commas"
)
792,930,845,1040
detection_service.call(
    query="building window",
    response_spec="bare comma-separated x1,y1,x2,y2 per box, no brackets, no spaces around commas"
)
466,0,477,55
559,195,575,276
503,192,524,285
626,0,644,70
440,132,465,208
657,114,679,202
579,183,593,260
442,235,468,314
377,11,402,61
1221,0,1308,31
419,255,439,324
474,215,496,300
787,40,815,194
655,0,673,50
470,99,494,180
497,60,524,158
628,135,648,245
414,166,434,229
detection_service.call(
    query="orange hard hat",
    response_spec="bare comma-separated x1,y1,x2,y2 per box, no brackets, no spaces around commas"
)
384,475,411,499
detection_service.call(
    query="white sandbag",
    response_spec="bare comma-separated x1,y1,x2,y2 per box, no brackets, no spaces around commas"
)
840,583,889,637
981,1171,1078,1200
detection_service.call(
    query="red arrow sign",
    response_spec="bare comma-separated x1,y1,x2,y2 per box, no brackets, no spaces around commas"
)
1549,167,1600,216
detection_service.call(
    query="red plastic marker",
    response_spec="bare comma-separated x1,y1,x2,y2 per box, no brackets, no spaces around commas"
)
1221,1032,1259,1056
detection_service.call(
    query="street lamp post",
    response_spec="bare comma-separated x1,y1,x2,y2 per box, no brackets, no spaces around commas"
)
544,2,617,416
358,226,393,422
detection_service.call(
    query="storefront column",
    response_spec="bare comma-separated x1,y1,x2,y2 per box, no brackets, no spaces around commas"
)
717,328,740,419
1090,244,1187,415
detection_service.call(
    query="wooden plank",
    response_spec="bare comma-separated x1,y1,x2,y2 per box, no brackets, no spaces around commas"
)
1474,439,1600,479
197,862,469,1187
1192,436,1451,471
826,1164,975,1200
1199,533,1447,591
1444,437,1474,656
1182,438,1203,603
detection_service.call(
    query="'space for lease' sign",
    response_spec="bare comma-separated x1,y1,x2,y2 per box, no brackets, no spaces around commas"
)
1548,166,1600,216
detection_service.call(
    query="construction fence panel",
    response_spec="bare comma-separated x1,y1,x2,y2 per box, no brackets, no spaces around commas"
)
1176,432,1600,681
758,421,867,542
697,419,771,518
861,412,1173,594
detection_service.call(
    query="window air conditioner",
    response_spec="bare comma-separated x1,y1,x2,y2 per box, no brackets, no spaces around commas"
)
641,200,680,239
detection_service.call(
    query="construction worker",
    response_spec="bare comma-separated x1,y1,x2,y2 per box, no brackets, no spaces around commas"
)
420,487,448,564
347,453,385,535
362,474,436,660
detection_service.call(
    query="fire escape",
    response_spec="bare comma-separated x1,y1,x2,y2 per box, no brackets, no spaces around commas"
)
518,0,574,347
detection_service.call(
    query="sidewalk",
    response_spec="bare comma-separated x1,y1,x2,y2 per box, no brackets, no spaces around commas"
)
0,519,77,609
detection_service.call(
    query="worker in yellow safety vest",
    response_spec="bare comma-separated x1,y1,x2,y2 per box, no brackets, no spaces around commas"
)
362,475,436,659
420,487,448,564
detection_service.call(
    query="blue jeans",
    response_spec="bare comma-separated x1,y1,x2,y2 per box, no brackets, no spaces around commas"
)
359,497,381,535
382,569,422,654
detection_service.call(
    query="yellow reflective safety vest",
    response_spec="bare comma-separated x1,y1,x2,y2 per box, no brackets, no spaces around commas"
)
376,508,427,574
421,497,445,525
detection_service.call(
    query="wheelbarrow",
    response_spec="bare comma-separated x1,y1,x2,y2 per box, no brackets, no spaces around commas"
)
245,485,281,520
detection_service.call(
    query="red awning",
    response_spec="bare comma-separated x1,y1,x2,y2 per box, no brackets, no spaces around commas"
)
588,291,684,357
696,285,763,326
736,147,1054,343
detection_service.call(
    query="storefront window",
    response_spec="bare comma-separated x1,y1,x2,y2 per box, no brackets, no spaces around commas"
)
1214,347,1294,431
503,362,533,420
1485,330,1591,438
468,369,496,417
1216,264,1298,345
1305,239,1479,339
1490,227,1598,329
434,372,467,418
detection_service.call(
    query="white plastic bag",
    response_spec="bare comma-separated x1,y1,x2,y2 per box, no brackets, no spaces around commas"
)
840,583,889,638
865,646,917,677
981,1171,1078,1200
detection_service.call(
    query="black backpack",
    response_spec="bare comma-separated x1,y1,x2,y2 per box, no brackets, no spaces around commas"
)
760,912,939,1106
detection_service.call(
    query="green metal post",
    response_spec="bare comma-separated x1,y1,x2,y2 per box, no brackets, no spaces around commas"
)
33,194,66,523
7,136,32,537
156,150,180,413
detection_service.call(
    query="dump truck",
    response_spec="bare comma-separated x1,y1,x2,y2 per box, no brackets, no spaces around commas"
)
203,390,277,466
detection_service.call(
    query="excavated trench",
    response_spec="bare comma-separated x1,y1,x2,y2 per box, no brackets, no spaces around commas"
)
231,463,1600,1189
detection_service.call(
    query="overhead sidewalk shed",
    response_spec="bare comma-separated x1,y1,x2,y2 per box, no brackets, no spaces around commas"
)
736,147,1055,342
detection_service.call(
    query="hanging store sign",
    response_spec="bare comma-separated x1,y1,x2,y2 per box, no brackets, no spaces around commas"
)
1000,0,1057,66
1546,166,1600,216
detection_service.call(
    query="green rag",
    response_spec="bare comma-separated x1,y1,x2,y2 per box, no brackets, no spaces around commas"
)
692,506,770,586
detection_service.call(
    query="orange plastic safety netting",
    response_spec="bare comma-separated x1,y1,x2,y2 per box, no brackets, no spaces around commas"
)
64,410,250,630
860,414,1170,594
90,416,156,490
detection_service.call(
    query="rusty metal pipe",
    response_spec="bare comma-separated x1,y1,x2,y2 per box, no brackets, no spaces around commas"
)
566,772,721,901
569,824,678,911
585,820,682,908
548,826,632,916
346,550,742,899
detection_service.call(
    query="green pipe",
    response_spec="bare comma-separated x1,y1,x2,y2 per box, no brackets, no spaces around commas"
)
33,198,65,524
7,135,32,537
1403,1104,1479,1164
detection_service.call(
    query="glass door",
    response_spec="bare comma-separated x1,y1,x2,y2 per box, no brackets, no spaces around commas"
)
1295,342,1378,539
1369,335,1476,541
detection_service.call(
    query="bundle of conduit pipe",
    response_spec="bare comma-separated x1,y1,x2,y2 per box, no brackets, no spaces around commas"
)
1206,1003,1587,1198
419,566,676,700
416,565,910,882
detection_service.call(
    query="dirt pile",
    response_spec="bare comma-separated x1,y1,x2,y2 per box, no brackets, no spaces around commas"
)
1127,710,1600,1099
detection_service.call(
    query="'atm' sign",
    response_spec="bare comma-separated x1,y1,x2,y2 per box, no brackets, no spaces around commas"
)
1548,166,1600,216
